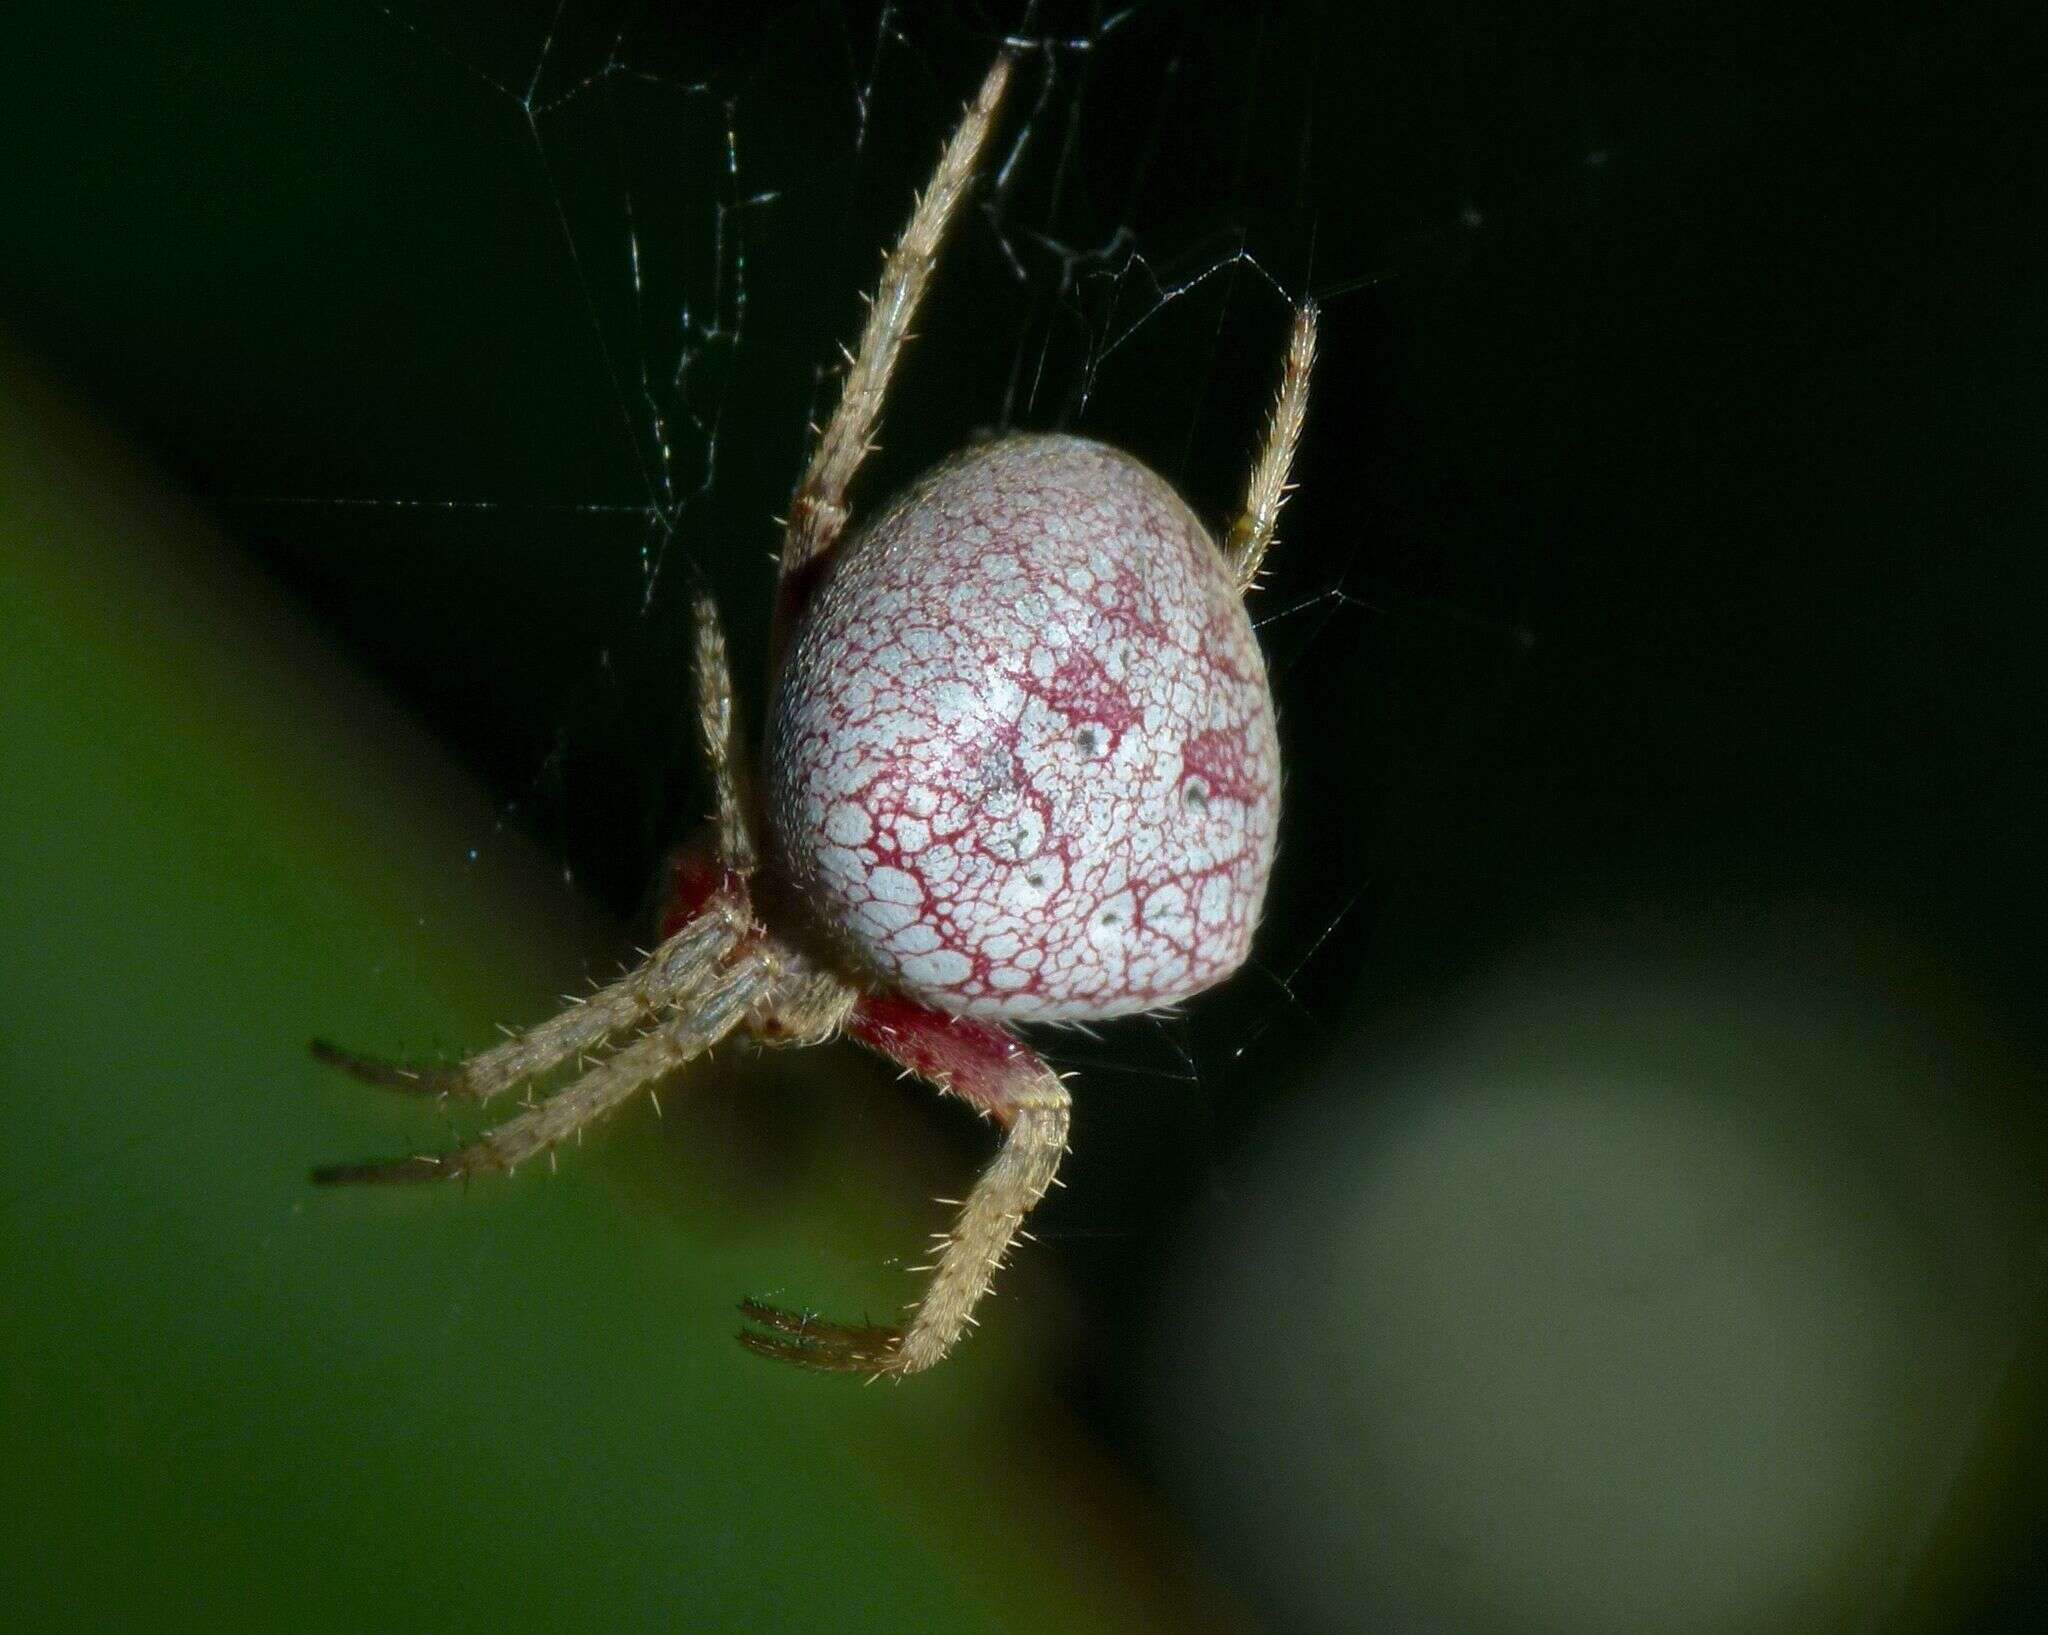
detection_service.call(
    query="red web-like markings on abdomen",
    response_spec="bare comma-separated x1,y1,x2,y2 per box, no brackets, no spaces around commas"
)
1026,648,1145,753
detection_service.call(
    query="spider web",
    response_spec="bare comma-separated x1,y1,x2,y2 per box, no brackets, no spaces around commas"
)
200,0,1554,1346
0,0,1584,1356
220,28,1329,1013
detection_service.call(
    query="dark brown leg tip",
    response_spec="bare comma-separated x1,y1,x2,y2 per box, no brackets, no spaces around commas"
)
735,1300,905,1373
310,1039,465,1096
311,1154,450,1186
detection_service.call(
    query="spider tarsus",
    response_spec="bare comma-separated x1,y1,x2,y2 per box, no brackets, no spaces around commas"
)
309,1038,466,1097
734,1298,819,1338
735,1300,905,1373
310,1154,452,1186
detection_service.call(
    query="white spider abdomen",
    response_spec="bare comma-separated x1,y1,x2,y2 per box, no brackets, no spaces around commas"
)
766,433,1280,1021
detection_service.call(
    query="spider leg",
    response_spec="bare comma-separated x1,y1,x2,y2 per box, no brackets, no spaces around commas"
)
747,962,859,1048
311,895,748,1103
738,994,1070,1375
690,590,756,876
1225,300,1319,594
770,54,1012,652
313,944,779,1184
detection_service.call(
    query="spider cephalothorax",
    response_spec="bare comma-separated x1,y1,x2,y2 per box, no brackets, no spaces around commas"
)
315,55,1316,1375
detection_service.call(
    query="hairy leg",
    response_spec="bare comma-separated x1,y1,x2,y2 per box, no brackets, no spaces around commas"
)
748,962,859,1047
1225,301,1319,594
771,54,1012,652
314,945,779,1184
739,994,1071,1375
691,590,756,876
311,894,748,1103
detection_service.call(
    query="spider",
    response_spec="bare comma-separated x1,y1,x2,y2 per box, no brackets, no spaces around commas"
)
314,54,1316,1376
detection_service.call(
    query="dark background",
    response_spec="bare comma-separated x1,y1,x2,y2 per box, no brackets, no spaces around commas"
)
4,2,2045,1630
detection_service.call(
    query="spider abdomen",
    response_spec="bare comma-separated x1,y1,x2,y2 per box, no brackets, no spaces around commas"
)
767,433,1280,1021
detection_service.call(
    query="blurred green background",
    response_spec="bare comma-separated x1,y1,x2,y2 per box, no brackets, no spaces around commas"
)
4,3,2046,1631
0,348,1220,1629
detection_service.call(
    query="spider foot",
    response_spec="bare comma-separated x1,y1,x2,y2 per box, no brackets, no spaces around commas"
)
311,1038,468,1097
736,1299,908,1374
311,1153,459,1186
